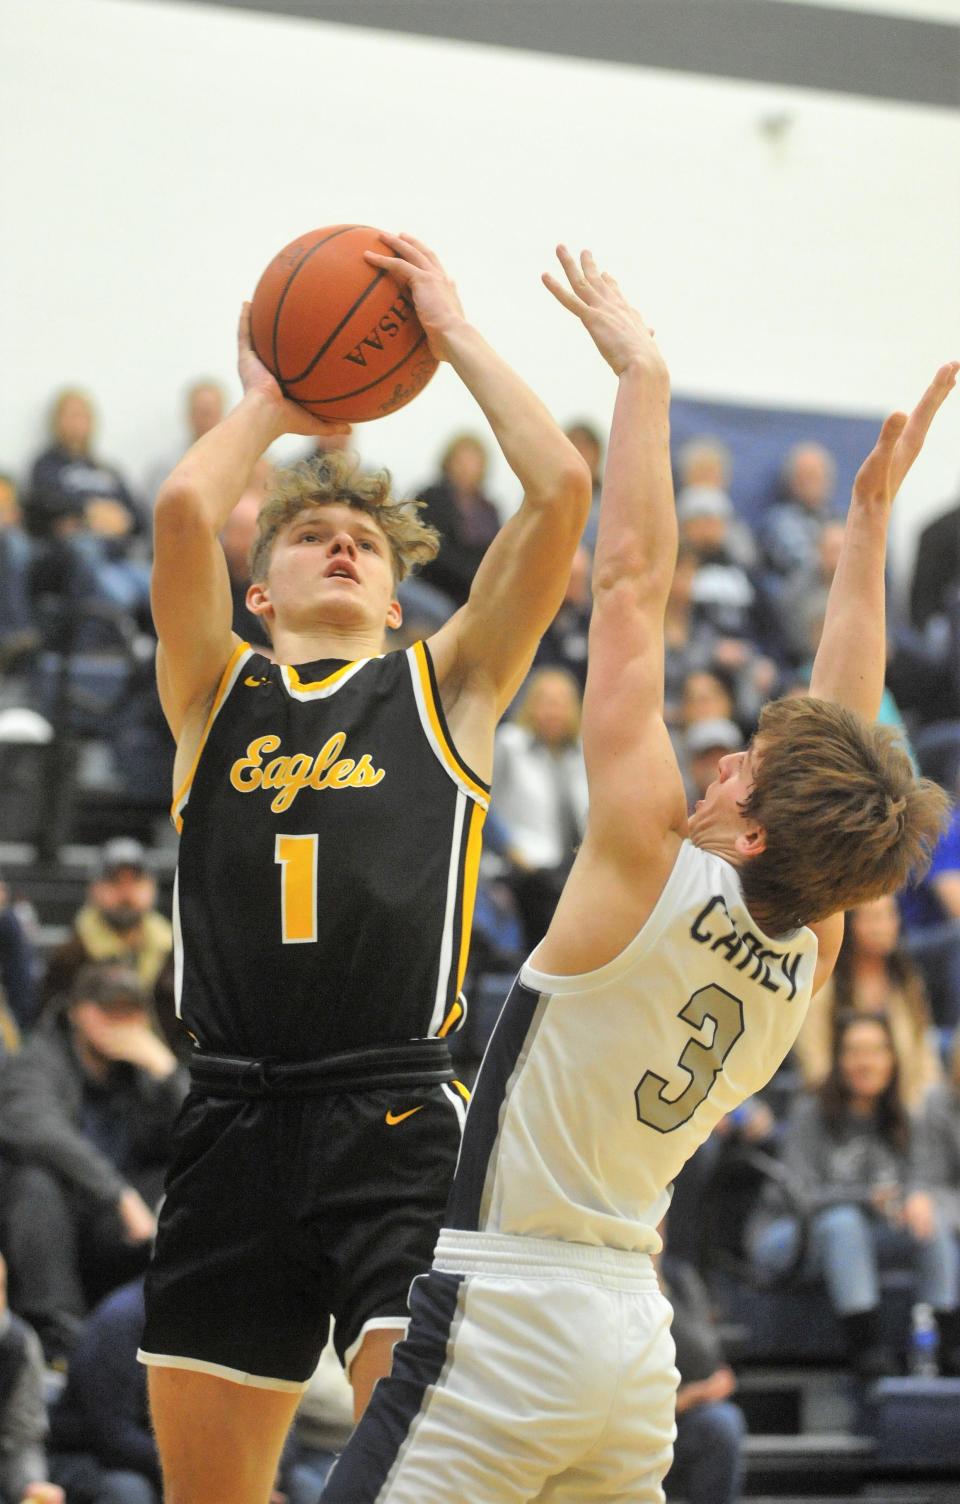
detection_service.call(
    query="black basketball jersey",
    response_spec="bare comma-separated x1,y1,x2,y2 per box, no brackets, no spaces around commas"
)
171,640,490,1060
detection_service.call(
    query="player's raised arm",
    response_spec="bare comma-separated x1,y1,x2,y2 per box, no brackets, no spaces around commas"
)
542,250,688,865
151,306,348,739
809,363,958,720
364,234,591,711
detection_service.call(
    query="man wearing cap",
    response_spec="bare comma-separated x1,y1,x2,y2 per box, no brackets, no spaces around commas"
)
39,841,172,1014
676,485,757,642
0,962,186,1365
682,717,745,809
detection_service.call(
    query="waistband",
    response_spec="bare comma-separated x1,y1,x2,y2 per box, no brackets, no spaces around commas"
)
188,1039,455,1098
433,1229,659,1292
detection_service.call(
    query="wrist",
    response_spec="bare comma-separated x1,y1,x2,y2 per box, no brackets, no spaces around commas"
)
432,318,481,364
618,356,670,392
237,388,287,443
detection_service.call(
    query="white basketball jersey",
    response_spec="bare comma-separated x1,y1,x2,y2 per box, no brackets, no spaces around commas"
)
446,839,818,1255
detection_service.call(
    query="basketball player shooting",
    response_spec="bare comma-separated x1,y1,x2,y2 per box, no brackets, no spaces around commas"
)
138,233,591,1504
321,252,956,1502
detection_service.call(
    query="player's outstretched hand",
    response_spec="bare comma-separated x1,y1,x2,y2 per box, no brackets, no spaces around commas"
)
236,303,352,440
542,247,665,381
363,232,466,362
854,361,958,510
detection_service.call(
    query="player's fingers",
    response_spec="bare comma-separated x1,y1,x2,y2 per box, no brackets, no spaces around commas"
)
364,250,414,283
890,361,958,486
580,249,608,291
542,271,588,315
394,231,440,267
376,231,431,269
556,245,595,301
238,301,253,348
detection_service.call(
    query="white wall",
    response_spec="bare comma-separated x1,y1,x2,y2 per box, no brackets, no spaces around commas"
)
4,0,959,582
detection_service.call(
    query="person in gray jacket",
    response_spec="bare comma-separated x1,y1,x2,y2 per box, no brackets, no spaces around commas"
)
0,963,186,1365
0,1255,63,1504
753,1010,960,1376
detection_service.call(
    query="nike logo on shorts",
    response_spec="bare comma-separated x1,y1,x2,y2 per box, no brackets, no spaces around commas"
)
385,1106,424,1126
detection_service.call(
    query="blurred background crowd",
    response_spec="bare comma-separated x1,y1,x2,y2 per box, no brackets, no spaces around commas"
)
0,376,959,1502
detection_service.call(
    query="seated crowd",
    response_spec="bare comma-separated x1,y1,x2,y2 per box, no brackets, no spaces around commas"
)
0,381,959,1502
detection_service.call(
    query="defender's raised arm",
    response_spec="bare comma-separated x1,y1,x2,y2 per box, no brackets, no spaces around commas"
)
542,250,687,867
810,363,958,719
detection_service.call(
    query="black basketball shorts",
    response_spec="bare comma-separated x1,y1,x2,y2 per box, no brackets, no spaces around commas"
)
138,1079,466,1389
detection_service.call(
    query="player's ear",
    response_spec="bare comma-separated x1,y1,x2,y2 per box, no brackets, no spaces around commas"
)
735,823,766,861
386,596,403,631
246,581,273,620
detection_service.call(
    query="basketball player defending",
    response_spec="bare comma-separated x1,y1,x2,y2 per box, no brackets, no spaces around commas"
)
322,252,957,1502
139,233,591,1503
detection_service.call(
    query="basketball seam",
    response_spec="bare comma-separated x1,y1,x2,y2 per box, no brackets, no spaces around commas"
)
280,267,388,388
289,332,431,409
266,224,358,385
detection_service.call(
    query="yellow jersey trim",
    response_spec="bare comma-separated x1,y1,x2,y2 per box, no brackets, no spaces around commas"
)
171,641,252,833
456,799,487,994
280,657,375,699
411,642,489,806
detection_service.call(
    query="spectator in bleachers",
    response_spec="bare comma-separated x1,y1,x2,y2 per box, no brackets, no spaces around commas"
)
759,441,838,586
677,486,757,643
415,433,501,609
900,795,960,1030
25,391,142,545
218,459,273,650
751,1011,960,1378
24,391,150,632
675,434,755,571
48,1277,160,1504
0,872,37,1038
0,475,38,673
564,420,603,553
0,1255,63,1504
663,1257,747,1504
918,1028,960,1374
490,668,588,950
675,642,773,743
679,666,741,734
910,486,960,632
773,518,846,666
0,962,186,1364
39,840,172,1015
664,545,719,725
791,897,942,1110
680,717,743,811
143,379,226,508
531,544,592,692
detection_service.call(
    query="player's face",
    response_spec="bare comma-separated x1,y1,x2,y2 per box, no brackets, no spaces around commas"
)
263,503,399,633
687,741,759,851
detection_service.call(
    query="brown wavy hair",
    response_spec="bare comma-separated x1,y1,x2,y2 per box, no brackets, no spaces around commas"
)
250,451,439,586
739,696,949,936
820,1009,910,1153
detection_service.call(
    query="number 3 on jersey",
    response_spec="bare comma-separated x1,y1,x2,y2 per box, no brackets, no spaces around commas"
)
635,983,744,1133
275,834,318,944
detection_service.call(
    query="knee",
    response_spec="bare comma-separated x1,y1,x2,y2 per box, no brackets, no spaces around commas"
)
815,1203,871,1249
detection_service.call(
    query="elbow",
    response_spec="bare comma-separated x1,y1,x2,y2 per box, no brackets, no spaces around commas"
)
528,455,593,529
153,478,213,542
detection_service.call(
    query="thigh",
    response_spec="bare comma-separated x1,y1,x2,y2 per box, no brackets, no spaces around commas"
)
318,1085,463,1372
325,1269,627,1504
141,1095,331,1386
534,1289,678,1504
149,1365,300,1504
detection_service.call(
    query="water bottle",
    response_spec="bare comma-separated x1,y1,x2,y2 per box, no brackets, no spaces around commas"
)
909,1302,939,1377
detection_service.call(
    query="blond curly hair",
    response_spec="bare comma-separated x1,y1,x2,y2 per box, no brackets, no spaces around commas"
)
250,451,440,585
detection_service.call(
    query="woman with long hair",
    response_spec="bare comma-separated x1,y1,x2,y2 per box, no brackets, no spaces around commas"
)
753,1011,959,1377
791,895,942,1108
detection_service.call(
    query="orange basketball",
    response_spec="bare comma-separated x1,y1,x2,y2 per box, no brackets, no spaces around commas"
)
249,224,438,423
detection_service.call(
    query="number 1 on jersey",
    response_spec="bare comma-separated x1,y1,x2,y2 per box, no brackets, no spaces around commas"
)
275,834,318,944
